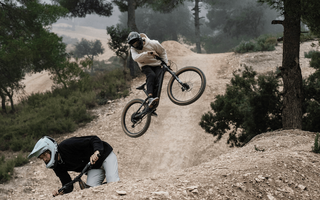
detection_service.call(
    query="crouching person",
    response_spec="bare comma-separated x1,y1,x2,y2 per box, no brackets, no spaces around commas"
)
28,135,119,197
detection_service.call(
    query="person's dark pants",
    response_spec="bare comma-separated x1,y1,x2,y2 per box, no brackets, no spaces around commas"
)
141,65,162,97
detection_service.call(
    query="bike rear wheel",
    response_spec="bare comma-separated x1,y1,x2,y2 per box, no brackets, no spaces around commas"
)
121,99,151,138
167,66,206,106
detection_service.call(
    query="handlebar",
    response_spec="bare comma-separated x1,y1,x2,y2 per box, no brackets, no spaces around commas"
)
54,162,92,197
55,153,101,196
151,53,167,66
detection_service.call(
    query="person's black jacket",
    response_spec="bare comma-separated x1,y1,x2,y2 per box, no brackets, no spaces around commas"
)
53,136,113,193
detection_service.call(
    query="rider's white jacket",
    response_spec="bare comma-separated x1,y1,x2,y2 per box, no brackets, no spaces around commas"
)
130,33,168,68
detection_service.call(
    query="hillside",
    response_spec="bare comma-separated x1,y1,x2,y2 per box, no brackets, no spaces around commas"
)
1,24,320,200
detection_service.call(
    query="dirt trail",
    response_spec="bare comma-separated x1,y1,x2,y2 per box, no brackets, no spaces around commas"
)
1,24,320,199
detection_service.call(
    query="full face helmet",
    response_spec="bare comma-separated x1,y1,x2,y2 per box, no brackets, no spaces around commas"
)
28,136,58,169
127,31,143,50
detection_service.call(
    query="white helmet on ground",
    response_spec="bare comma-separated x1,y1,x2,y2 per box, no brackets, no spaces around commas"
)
28,136,58,169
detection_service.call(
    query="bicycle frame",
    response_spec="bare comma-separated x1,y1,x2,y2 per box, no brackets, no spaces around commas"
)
132,57,185,121
122,55,206,137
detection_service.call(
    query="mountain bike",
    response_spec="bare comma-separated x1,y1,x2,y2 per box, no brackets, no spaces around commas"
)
53,162,91,197
121,55,206,138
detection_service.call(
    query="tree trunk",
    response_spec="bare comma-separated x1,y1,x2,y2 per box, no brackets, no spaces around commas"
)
9,93,14,112
127,0,138,32
2,87,15,112
90,56,94,74
281,0,302,129
193,0,201,53
126,0,139,77
127,51,138,77
0,91,7,113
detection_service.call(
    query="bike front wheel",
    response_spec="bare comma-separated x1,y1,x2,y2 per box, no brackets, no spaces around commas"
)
167,66,206,106
121,99,151,138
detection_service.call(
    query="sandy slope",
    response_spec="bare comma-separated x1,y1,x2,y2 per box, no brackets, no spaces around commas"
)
1,24,320,200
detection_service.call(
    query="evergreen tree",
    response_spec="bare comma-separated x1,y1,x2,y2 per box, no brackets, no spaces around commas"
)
258,0,320,129
72,39,105,73
53,0,113,17
106,25,131,70
0,0,68,112
200,66,282,147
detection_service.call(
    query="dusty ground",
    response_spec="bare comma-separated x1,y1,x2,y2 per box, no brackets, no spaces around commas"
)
1,24,320,200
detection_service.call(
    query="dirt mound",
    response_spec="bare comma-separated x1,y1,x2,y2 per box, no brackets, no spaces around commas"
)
2,130,319,200
161,40,194,57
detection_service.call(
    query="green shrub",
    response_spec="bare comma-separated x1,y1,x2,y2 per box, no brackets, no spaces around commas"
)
233,35,277,53
304,50,319,58
0,66,131,151
233,40,256,53
312,133,320,153
300,32,317,42
94,68,131,105
200,65,282,147
255,35,277,51
303,51,320,131
0,152,28,183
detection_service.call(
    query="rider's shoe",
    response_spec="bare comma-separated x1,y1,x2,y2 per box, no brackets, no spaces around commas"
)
148,97,159,108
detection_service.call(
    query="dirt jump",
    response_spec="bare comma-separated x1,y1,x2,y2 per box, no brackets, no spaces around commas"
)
1,24,320,200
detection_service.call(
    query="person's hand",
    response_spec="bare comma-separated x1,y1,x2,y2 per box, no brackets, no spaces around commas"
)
52,189,63,197
148,51,159,58
90,150,100,165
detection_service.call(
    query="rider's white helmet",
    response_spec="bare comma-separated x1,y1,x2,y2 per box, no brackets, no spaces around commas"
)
28,136,58,169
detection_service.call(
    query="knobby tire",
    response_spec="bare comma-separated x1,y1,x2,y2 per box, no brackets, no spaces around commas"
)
167,66,206,106
121,99,151,138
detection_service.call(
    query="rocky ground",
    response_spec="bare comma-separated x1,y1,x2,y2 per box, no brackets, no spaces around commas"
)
1,24,320,200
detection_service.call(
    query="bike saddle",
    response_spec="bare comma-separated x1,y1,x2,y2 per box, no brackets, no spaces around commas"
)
136,83,146,90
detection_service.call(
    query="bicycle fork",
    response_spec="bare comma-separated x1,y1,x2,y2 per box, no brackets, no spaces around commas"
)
130,99,151,127
166,68,190,91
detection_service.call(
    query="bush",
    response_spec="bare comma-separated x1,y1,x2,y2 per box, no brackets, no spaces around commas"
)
255,35,277,51
233,40,256,53
94,68,131,105
303,51,320,131
300,32,317,42
0,66,131,152
0,152,28,183
200,65,282,147
233,35,277,53
312,133,320,153
304,50,319,58
0,90,95,151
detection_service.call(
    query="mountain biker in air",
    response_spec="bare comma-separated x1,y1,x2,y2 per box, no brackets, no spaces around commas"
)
28,135,119,197
127,32,169,116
